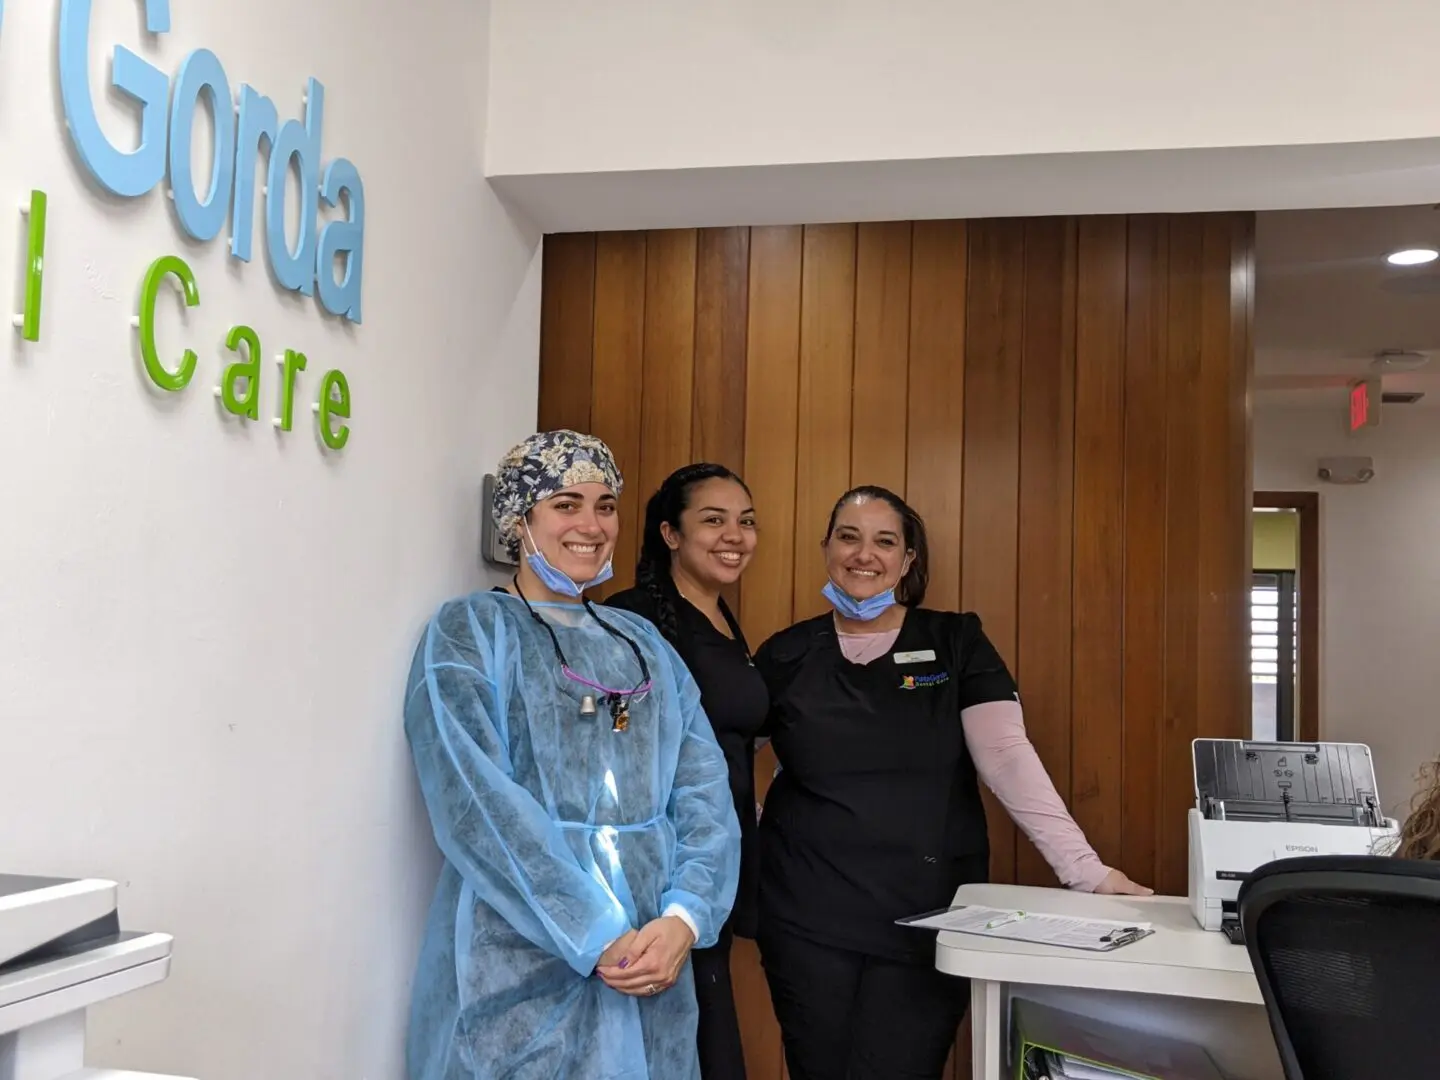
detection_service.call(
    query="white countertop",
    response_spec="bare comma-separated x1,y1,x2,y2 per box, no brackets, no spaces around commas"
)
0,932,173,1036
933,884,1261,1006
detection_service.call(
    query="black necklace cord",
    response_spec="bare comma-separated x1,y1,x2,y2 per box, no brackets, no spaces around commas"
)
511,576,652,691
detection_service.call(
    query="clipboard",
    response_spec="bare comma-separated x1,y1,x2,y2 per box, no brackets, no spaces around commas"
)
896,904,1156,952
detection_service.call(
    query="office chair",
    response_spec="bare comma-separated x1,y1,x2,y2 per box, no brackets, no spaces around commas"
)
1238,855,1440,1080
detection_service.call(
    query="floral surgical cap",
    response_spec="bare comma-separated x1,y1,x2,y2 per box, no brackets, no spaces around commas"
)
493,430,625,556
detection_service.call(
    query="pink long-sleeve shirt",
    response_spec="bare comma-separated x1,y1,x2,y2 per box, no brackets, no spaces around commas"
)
836,628,1111,892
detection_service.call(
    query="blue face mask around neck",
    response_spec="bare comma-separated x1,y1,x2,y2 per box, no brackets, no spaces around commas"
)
522,523,614,598
822,579,897,622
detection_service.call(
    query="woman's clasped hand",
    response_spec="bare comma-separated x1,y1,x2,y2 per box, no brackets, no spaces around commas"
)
596,915,699,996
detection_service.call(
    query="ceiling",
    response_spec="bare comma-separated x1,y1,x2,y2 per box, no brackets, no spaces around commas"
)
1256,202,1440,408
496,136,1440,235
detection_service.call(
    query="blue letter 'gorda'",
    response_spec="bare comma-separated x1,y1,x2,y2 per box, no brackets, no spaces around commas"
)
169,47,236,243
58,0,171,197
57,0,366,324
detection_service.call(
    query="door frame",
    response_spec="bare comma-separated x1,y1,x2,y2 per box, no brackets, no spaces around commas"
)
1252,491,1319,742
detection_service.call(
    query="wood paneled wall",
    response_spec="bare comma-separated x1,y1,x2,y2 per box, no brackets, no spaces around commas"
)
538,215,1254,1080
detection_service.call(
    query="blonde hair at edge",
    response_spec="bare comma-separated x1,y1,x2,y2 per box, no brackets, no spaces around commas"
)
1397,759,1440,862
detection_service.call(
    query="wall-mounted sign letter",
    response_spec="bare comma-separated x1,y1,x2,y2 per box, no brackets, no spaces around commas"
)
170,49,236,242
275,349,308,431
59,0,172,197
231,86,279,264
221,325,262,420
316,160,365,323
136,255,200,392
316,370,351,451
267,79,324,297
16,192,48,342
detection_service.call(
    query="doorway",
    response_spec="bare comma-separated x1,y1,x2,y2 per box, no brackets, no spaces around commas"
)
1250,492,1319,742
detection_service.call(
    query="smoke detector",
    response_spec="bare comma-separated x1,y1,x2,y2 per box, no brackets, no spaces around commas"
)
1371,349,1429,371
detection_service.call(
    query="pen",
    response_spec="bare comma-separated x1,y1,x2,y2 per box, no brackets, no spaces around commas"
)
985,911,1026,929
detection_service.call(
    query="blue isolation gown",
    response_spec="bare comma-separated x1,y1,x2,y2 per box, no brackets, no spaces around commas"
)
404,590,741,1080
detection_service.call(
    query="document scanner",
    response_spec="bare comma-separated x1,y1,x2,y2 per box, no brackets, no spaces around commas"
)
0,874,193,1080
1188,739,1401,943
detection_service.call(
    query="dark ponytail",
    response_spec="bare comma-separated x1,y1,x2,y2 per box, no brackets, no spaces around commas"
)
635,463,752,643
823,485,930,607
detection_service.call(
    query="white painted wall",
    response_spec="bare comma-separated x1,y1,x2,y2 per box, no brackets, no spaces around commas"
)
1255,403,1440,823
0,2,540,1077
487,0,1440,177
483,0,1440,233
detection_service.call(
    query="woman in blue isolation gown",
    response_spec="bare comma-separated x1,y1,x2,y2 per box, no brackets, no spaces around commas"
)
403,429,741,1080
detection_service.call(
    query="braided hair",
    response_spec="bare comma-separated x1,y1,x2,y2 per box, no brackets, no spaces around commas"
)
634,463,752,643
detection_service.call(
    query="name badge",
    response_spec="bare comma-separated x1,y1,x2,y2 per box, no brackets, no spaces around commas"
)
893,649,937,665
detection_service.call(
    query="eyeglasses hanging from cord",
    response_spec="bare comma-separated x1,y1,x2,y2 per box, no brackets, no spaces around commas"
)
512,577,653,732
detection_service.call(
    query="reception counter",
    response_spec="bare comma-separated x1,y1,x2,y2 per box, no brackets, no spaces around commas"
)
935,883,1283,1079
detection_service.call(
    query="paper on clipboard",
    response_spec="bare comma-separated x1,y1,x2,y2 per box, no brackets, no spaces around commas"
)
896,904,1154,952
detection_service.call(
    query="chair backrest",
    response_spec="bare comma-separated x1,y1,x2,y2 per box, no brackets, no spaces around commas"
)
1239,854,1440,1080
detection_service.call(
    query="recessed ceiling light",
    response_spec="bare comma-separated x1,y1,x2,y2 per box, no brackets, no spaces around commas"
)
1386,247,1439,266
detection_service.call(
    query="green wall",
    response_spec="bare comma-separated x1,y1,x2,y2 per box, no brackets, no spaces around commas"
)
1253,510,1299,570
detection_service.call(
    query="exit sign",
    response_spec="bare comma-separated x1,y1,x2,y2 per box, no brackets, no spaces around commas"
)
1349,378,1381,431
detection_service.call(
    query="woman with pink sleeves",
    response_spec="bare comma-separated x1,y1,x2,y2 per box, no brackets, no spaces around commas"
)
752,485,1151,1080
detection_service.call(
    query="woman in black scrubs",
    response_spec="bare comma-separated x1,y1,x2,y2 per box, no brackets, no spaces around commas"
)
607,463,769,1080
754,485,1150,1080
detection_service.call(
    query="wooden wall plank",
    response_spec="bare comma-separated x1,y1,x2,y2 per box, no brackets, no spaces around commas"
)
730,937,784,1080
738,227,803,1080
1159,214,1205,896
793,224,859,622
693,227,751,476
538,233,597,434
1121,217,1169,889
639,228,699,513
852,222,913,494
1070,217,1129,871
962,218,1025,886
1014,217,1077,886
589,232,647,598
906,219,970,1080
905,221,967,613
741,227,805,649
694,227,753,620
1232,216,1258,733
1197,214,1246,745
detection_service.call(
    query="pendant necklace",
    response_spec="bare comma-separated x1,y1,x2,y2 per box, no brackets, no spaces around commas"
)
513,577,652,732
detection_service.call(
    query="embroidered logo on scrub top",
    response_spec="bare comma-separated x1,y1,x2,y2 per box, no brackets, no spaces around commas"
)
899,672,950,690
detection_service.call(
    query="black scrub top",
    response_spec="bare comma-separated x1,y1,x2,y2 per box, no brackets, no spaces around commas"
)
606,584,770,939
753,606,1018,963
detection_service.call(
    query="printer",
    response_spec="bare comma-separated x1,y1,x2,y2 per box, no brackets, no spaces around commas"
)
1188,739,1401,943
0,874,193,1080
